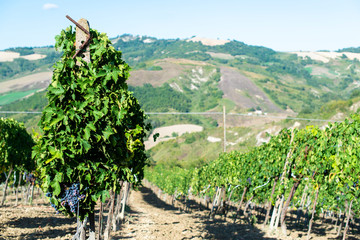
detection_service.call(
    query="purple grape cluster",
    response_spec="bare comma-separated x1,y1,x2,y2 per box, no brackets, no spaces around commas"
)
46,183,86,214
60,183,86,213
25,172,36,184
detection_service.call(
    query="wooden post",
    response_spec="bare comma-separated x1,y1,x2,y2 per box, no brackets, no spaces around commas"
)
223,105,226,152
75,18,91,64
342,199,353,240
104,191,115,240
74,17,94,240
120,182,130,221
1,166,13,206
307,187,320,240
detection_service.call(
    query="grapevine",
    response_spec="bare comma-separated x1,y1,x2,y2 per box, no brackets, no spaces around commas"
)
0,117,35,206
145,114,360,238
33,22,150,235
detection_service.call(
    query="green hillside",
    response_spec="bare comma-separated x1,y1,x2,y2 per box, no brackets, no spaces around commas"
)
1,34,360,166
2,35,360,114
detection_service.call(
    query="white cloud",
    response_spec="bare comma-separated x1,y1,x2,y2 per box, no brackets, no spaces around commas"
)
43,3,59,10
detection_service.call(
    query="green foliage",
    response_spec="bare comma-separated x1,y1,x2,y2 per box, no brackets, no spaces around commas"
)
0,118,35,174
184,134,196,144
267,61,313,85
146,114,360,217
147,65,163,71
350,88,360,98
337,47,360,53
213,41,277,62
129,83,191,112
320,99,352,114
0,59,36,80
0,91,48,130
112,35,275,66
145,164,193,196
33,26,149,219
6,47,35,56
112,36,209,66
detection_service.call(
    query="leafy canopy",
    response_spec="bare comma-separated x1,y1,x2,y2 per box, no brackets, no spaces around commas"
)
0,118,35,174
33,26,149,219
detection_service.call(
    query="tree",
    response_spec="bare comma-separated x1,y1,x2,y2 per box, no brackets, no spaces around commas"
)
33,24,150,239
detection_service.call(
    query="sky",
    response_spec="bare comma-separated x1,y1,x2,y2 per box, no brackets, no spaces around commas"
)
1,0,360,52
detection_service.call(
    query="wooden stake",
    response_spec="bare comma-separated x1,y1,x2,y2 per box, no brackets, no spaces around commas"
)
75,18,91,64
1,166,13,206
97,201,104,240
307,187,320,240
264,177,278,226
342,199,353,240
223,105,226,152
104,191,115,240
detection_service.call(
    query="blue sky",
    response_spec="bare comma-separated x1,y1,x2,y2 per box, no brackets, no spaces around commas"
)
1,0,360,51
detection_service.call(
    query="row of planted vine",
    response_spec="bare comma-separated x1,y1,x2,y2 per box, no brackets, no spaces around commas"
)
145,114,360,239
0,118,36,206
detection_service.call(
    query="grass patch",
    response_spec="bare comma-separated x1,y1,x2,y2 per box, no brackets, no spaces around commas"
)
0,89,39,105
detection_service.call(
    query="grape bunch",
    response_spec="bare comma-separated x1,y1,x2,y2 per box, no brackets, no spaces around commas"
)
60,183,86,213
46,183,86,214
24,172,36,184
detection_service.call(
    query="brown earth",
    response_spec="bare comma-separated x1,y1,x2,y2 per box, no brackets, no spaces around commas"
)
0,191,76,240
219,67,284,113
0,72,52,94
1,186,359,239
128,59,196,87
114,186,277,240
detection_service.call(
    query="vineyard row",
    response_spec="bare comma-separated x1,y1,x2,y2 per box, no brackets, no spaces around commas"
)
145,114,360,239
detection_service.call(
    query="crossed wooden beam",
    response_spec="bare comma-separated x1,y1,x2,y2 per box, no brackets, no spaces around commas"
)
66,15,91,59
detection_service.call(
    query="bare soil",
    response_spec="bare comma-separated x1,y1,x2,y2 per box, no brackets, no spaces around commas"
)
219,67,284,113
144,124,203,149
186,37,230,46
0,52,46,62
1,186,359,239
114,186,277,240
291,51,360,63
0,72,52,94
128,59,193,87
0,191,76,240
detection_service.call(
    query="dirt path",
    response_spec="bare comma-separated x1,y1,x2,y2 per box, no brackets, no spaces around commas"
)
113,187,274,240
0,187,274,240
1,186,358,239
113,187,207,239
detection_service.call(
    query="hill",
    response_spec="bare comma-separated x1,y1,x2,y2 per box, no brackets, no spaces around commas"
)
1,34,360,166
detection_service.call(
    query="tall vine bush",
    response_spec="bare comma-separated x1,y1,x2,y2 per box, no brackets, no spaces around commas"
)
33,26,149,220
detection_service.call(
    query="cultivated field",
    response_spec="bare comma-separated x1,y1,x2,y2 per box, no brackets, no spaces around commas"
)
0,72,52,94
145,124,204,149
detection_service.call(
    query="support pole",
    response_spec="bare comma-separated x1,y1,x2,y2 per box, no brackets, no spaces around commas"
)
223,105,226,152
